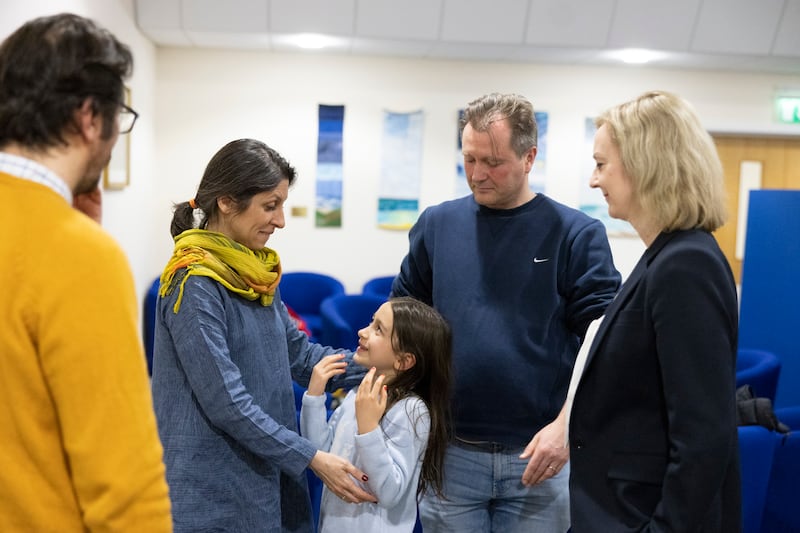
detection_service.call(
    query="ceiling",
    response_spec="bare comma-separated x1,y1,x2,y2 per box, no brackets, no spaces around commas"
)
134,0,800,75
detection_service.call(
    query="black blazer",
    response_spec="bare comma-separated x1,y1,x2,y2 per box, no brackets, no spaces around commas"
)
569,230,741,533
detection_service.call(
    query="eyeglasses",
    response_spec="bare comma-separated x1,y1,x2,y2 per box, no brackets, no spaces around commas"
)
118,103,139,134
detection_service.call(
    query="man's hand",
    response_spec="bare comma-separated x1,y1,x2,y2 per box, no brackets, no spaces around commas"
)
73,185,102,223
519,408,569,486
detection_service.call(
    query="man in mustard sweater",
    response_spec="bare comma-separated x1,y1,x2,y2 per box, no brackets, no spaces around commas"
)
0,13,172,532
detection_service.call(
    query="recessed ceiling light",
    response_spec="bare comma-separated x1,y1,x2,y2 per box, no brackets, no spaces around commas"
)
610,48,665,64
271,33,350,53
292,33,334,50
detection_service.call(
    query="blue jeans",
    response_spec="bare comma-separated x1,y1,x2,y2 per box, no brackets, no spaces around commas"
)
419,440,570,533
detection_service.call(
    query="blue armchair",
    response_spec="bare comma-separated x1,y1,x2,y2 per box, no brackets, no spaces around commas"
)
142,276,160,376
736,348,782,403
361,275,395,300
739,425,780,533
279,272,345,342
319,294,387,350
292,380,334,532
761,406,800,532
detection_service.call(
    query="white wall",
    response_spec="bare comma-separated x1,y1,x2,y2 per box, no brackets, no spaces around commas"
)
4,1,800,298
154,48,800,291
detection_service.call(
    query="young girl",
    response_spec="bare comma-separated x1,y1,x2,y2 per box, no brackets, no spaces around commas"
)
300,296,452,532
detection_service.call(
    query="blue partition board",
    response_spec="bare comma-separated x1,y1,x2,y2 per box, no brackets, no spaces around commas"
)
739,190,800,408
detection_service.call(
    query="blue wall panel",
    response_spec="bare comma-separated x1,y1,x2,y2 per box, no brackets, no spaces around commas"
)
739,190,800,408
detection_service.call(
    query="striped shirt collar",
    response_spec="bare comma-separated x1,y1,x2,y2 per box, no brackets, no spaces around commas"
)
0,152,73,204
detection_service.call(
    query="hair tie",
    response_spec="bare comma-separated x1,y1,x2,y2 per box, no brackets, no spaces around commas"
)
189,198,197,209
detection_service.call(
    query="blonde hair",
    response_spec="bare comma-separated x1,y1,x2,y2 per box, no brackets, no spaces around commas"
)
595,90,727,232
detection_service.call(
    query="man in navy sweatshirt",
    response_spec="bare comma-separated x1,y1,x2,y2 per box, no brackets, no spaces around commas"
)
392,92,620,533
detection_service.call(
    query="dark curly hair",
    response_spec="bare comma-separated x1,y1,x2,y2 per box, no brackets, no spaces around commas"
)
0,13,132,149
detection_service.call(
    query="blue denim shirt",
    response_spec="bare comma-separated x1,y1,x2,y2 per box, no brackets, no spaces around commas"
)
152,273,361,532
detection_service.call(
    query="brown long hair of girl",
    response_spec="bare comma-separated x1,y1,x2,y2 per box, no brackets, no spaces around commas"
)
385,296,452,499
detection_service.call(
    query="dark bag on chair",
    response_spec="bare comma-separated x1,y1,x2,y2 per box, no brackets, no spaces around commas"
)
736,385,790,434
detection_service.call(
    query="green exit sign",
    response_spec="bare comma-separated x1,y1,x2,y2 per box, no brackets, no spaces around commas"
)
776,96,800,124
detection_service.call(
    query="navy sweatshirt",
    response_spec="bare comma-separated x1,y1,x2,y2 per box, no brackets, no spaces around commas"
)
393,194,621,446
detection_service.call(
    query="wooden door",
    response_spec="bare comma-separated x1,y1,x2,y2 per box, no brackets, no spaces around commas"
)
712,135,800,284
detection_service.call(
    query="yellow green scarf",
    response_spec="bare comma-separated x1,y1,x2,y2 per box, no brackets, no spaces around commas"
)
160,229,281,313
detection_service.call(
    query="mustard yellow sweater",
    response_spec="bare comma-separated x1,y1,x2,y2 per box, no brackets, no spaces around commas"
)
0,172,172,532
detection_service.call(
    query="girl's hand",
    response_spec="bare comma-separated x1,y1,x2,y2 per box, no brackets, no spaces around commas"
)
355,367,387,434
308,354,347,396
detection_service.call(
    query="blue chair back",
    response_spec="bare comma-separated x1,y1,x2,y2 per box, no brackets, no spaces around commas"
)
279,272,345,342
292,380,332,533
142,277,160,376
362,275,395,299
737,348,782,403
739,425,780,533
319,294,387,350
761,406,800,532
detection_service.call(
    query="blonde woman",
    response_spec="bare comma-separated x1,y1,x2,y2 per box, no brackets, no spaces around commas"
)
569,91,740,532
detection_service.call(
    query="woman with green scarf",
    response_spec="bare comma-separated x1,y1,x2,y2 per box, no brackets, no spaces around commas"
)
151,139,375,532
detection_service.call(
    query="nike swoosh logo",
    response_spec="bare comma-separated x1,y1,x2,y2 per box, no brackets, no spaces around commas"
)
533,257,550,263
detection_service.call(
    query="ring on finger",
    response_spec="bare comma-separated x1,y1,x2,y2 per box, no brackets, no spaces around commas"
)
547,465,557,471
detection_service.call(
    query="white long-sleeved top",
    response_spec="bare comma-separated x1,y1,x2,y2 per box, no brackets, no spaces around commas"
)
300,390,429,532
